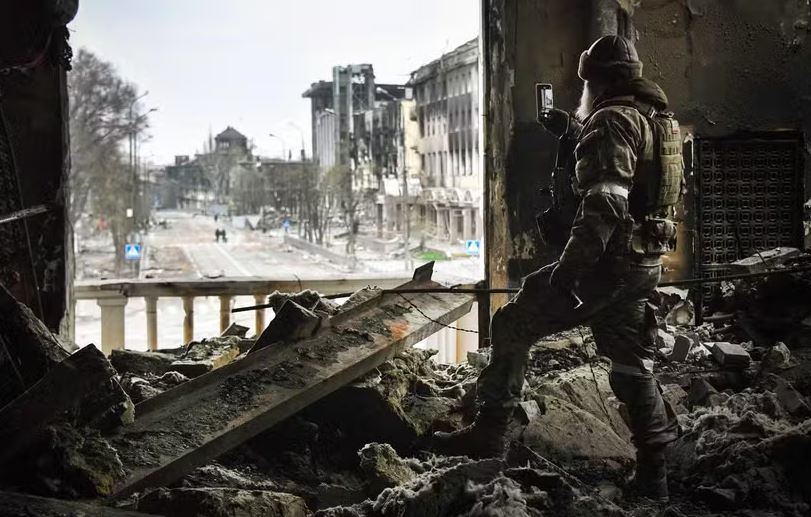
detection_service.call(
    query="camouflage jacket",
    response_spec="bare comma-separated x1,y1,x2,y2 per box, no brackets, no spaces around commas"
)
557,81,668,280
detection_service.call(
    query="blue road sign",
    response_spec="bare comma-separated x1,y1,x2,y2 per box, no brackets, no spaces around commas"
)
124,243,142,261
465,239,481,256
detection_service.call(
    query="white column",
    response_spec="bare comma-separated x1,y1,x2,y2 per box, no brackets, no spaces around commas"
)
97,296,128,355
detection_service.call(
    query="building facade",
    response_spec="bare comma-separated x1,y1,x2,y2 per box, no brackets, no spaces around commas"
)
302,66,406,227
164,126,251,210
409,39,481,243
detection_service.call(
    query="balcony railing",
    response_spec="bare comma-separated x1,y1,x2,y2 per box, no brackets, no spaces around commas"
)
75,275,413,354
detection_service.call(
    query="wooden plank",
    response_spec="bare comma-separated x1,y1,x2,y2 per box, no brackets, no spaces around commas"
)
0,345,117,466
107,281,473,499
0,490,157,517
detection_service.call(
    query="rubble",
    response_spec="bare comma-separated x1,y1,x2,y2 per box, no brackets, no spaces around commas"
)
728,247,802,274
668,332,698,362
4,267,811,517
763,342,792,369
710,342,752,368
0,283,73,406
134,487,310,517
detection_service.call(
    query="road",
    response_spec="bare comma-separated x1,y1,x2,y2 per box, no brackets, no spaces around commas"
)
142,211,481,284
75,210,482,351
143,211,349,279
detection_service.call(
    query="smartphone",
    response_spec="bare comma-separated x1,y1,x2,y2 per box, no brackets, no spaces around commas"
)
536,83,553,121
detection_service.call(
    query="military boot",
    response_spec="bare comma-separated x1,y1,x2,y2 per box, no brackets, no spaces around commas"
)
431,406,512,458
627,445,669,503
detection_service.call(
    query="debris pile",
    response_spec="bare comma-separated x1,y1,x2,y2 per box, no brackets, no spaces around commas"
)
2,253,811,516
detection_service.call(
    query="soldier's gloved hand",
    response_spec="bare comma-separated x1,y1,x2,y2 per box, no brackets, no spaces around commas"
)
549,263,579,294
538,108,573,138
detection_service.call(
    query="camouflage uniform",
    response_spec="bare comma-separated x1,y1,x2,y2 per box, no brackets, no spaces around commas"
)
476,78,679,450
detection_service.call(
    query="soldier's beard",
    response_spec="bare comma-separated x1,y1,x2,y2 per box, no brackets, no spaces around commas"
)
575,81,595,121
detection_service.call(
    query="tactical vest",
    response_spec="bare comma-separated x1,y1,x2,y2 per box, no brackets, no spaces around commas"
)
589,98,685,256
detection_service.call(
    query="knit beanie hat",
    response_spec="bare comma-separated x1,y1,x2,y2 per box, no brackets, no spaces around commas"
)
578,35,643,82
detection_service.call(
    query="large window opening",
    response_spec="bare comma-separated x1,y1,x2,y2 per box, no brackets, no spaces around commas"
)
69,1,485,362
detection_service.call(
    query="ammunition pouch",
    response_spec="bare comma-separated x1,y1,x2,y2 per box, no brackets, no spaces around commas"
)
631,217,677,257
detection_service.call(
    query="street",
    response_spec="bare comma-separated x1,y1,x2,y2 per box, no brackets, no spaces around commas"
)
75,210,482,351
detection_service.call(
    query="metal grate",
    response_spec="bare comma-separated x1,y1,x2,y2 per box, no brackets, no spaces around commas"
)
694,136,804,308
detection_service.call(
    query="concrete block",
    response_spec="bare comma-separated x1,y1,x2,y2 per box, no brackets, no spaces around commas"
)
688,377,718,408
220,322,250,338
668,333,699,362
661,384,689,415
710,342,751,368
516,400,542,424
467,349,490,368
656,328,675,350
728,247,801,274
763,342,791,369
765,374,811,417
250,300,322,353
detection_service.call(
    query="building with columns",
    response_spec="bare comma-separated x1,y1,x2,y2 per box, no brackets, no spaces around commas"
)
408,38,481,244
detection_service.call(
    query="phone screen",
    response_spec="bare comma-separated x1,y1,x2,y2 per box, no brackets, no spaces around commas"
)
536,83,553,121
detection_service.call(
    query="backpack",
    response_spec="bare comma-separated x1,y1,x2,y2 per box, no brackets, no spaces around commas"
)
591,98,685,255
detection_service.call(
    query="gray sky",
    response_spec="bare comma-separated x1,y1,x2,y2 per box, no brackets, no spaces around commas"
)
70,0,480,165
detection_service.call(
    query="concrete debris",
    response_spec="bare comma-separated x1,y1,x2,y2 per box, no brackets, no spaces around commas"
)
110,349,179,378
510,395,634,476
668,332,698,362
266,289,339,317
669,389,811,516
516,399,542,424
0,490,154,517
173,335,252,377
763,342,792,369
763,374,811,418
357,443,416,495
135,487,310,517
666,300,696,327
0,282,72,406
687,378,720,409
656,328,676,350
221,322,251,337
5,272,811,517
728,247,802,274
661,384,689,415
18,423,126,498
466,348,490,368
0,344,133,468
251,300,322,353
710,342,752,368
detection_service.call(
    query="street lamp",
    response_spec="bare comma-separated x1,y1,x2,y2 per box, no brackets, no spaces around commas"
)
268,133,287,161
287,121,307,161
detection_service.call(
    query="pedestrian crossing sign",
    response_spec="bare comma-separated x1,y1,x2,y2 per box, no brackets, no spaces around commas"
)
465,239,481,255
124,243,142,261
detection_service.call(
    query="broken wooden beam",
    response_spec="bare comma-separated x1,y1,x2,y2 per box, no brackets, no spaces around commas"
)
0,344,130,467
0,490,157,517
106,277,473,499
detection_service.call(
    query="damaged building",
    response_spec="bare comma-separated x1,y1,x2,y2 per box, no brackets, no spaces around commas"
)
2,1,811,517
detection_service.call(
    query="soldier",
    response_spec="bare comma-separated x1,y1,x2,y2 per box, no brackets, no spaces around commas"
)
433,35,682,502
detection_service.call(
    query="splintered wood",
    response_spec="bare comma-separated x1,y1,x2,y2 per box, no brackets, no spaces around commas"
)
107,280,473,498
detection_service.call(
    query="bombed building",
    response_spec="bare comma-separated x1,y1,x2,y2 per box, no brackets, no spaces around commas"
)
1,1,811,517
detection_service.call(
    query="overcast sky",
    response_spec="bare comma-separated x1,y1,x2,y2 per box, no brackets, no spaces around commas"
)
69,1,480,165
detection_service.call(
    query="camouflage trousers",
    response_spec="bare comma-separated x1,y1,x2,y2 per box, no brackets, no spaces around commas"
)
477,262,679,448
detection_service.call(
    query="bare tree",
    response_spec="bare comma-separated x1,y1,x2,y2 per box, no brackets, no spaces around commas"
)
68,48,151,274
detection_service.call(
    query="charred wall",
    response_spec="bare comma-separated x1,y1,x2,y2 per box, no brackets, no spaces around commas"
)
484,0,591,308
485,0,811,304
0,1,76,334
